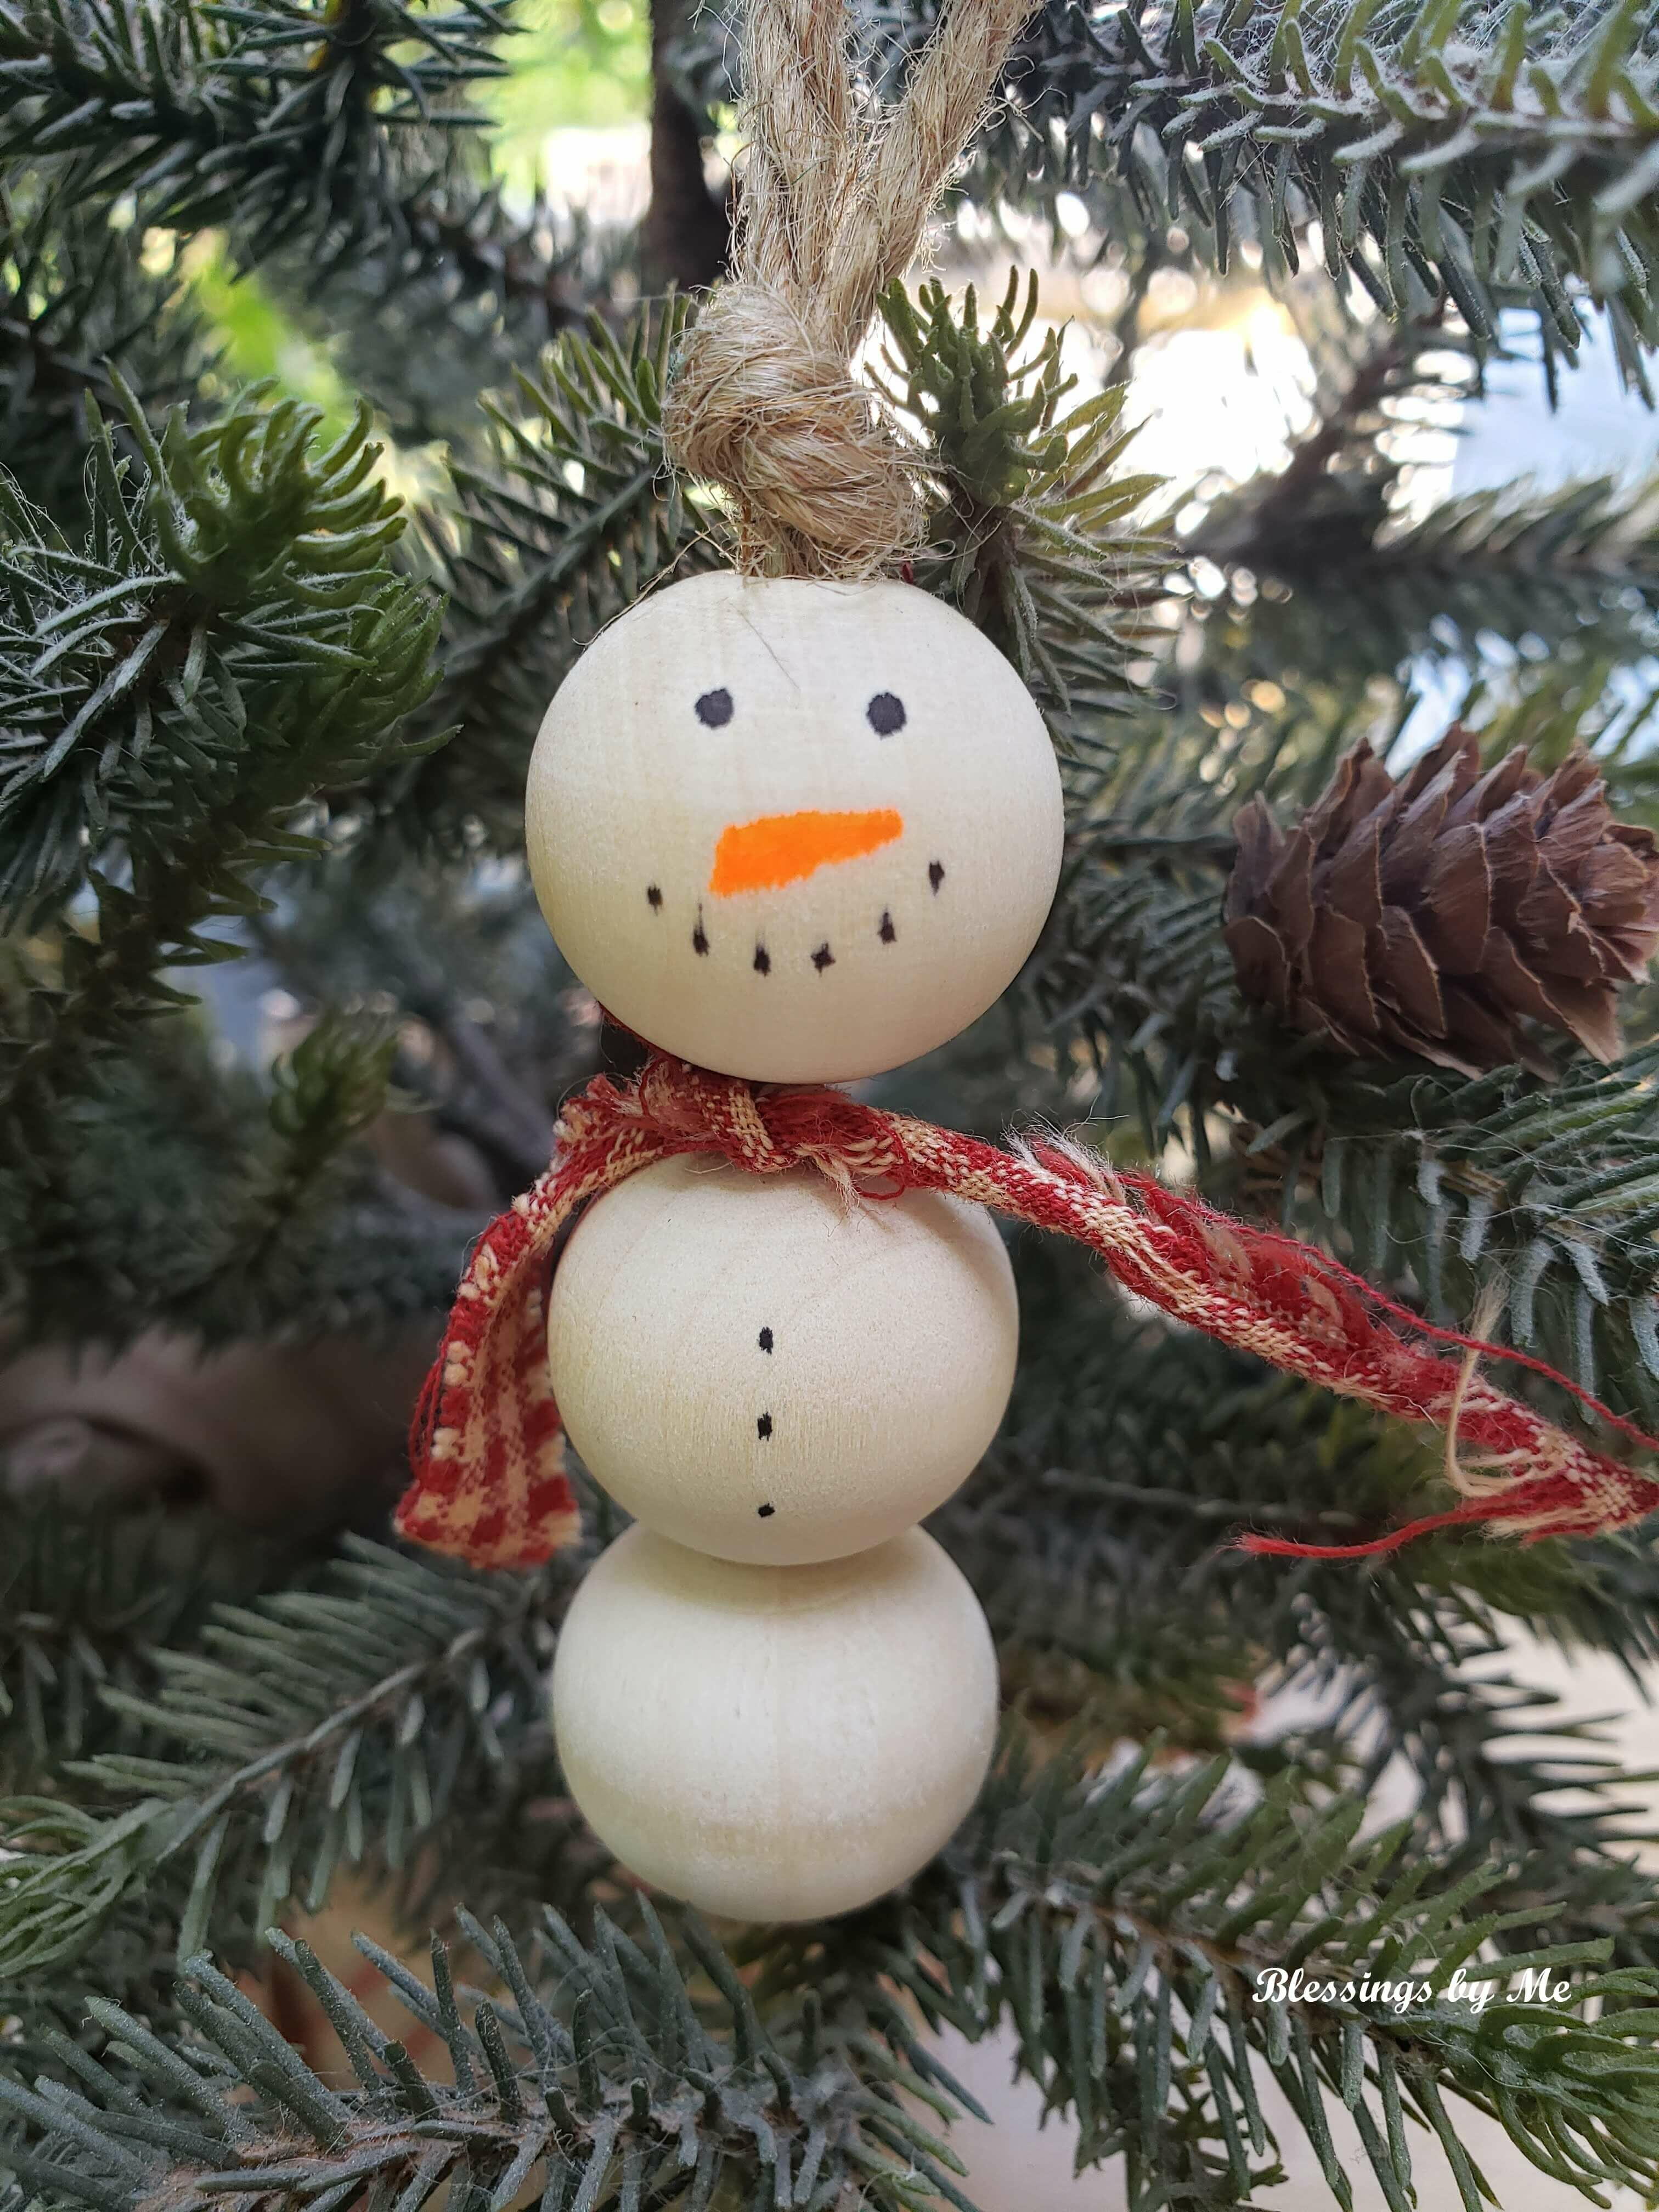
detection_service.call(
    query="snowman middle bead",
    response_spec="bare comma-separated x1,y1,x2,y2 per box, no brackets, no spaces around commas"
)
548,1155,1018,1563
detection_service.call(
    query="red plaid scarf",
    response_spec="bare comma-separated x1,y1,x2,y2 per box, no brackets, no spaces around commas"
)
397,1052,1659,1568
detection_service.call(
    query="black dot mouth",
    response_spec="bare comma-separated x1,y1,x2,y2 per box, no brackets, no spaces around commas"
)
654,878,946,961
756,1503,775,1518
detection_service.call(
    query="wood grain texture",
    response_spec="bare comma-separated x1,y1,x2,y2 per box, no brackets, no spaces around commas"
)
547,1156,1018,1562
526,572,1063,1081
550,1523,998,1921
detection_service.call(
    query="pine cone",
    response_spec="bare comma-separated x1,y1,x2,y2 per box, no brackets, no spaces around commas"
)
1224,730,1659,1075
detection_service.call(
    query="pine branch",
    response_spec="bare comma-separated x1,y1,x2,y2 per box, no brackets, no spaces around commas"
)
0,1908,983,2212
0,381,448,1340
0,1502,290,1794
926,1745,1659,2209
1208,471,1659,680
676,0,1659,366
1267,1570,1659,1978
1277,1040,1659,1423
12,1758,1659,2211
0,1537,570,1981
0,1502,312,2080
876,270,1167,744
979,0,1659,373
0,3,635,427
0,185,210,523
729,1734,1659,2211
0,990,466,1345
1135,282,1659,693
0,379,439,1069
1313,1614,1659,1884
1368,466,1659,633
381,301,720,845
247,859,590,1194
1039,851,1237,1152
1187,312,1659,663
951,1244,1659,1971
1186,303,1468,577
262,184,630,448
0,1,516,251
160,1012,410,1325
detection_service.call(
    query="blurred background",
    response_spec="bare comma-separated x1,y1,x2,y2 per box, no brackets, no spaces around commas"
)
194,1,1659,509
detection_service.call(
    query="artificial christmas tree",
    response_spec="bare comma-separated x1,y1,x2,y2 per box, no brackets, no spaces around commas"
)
10,2,1659,2209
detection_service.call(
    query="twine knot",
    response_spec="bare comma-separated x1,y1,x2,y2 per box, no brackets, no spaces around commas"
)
662,0,1036,578
664,284,922,579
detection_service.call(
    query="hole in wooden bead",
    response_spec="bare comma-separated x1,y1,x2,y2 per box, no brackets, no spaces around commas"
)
757,1413,773,1440
811,943,834,972
928,861,945,893
695,688,733,727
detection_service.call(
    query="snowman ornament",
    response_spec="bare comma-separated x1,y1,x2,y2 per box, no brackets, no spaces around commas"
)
531,571,1064,1921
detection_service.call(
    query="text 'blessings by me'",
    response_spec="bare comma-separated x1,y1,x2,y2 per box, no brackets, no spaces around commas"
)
1253,1967,1576,2015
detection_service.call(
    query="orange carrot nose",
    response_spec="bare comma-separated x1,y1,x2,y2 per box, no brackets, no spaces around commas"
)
708,808,904,898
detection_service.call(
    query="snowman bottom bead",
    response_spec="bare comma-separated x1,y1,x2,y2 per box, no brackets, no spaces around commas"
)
551,1524,998,1921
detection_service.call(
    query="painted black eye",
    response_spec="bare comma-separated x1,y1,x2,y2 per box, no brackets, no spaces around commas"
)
867,692,906,736
695,688,733,727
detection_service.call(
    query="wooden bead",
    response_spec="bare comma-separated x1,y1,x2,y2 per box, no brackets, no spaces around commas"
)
548,1157,1018,1563
526,571,1063,1081
550,1524,998,1921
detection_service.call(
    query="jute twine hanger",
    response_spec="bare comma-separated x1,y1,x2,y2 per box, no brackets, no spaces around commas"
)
662,0,1032,579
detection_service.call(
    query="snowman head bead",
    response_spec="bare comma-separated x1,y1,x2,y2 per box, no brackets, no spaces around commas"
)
548,1156,1018,1564
526,572,1064,1082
